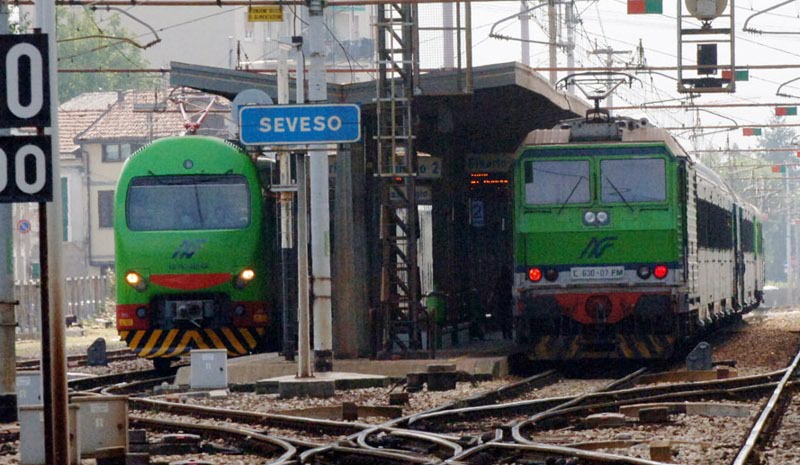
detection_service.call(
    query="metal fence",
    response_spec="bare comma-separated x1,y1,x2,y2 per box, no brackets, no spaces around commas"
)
14,275,113,337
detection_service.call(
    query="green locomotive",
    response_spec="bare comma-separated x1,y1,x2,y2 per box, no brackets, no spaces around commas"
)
114,136,273,369
513,118,764,359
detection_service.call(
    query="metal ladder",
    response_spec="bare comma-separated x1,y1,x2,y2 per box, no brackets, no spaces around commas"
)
375,2,425,357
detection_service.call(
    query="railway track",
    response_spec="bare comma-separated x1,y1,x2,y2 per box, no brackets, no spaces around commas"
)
33,322,798,465
16,348,137,370
732,347,800,465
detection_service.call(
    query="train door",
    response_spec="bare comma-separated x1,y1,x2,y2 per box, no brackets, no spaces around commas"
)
733,206,745,309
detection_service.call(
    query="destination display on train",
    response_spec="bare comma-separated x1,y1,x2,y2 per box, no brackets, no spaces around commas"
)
239,103,361,145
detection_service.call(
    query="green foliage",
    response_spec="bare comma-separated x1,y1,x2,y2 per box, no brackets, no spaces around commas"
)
57,7,155,101
756,117,798,282
9,7,30,34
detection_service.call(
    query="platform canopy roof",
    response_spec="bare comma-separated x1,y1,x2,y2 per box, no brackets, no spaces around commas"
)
171,61,591,153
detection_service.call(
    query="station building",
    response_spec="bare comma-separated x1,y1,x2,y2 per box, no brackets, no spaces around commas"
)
173,60,590,357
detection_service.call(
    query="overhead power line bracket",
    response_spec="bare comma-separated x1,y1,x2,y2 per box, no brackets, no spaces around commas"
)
677,0,736,94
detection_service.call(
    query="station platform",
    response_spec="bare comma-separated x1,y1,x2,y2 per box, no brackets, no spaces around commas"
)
175,332,522,386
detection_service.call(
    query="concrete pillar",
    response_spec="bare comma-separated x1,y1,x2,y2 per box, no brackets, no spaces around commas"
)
333,144,370,357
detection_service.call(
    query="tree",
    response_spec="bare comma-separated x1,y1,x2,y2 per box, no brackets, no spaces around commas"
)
57,7,156,101
756,117,798,282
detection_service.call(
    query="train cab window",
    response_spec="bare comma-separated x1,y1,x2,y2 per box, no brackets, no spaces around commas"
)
524,160,590,205
600,158,666,203
126,175,251,231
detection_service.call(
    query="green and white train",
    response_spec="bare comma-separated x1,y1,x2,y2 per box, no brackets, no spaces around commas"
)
513,117,764,360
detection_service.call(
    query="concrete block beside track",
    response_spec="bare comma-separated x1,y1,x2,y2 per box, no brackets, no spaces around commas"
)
175,352,508,386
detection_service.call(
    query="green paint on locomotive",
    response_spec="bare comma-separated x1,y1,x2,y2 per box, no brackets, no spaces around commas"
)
513,143,682,269
114,136,273,356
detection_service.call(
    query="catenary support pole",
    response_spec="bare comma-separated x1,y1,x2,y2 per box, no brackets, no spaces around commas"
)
547,0,556,85
37,1,70,462
0,0,16,424
787,172,794,305
443,2,454,68
277,47,295,361
296,154,313,378
293,42,313,378
307,0,333,371
565,0,575,94
520,1,529,66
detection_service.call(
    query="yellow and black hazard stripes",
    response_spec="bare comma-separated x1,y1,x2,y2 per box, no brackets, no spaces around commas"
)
532,334,677,360
122,327,268,359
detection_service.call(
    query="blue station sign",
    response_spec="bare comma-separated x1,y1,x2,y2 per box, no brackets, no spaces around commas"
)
239,103,361,145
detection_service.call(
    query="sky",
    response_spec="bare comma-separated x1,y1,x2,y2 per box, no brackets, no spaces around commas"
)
41,1,800,154
428,0,800,152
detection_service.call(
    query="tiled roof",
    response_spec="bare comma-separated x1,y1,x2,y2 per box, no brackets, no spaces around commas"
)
59,110,105,154
77,89,231,142
60,92,119,112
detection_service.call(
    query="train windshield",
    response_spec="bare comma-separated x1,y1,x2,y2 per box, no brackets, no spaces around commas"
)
126,174,251,231
524,160,590,205
600,158,666,203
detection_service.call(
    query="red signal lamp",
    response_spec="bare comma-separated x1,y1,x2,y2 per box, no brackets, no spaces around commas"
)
528,267,542,282
653,265,668,279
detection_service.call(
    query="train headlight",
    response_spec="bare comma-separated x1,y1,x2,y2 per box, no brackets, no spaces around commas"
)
235,269,256,289
234,305,246,316
654,265,669,279
136,307,148,319
125,272,147,291
528,267,542,282
637,266,651,280
596,211,609,224
545,269,559,282
583,211,596,224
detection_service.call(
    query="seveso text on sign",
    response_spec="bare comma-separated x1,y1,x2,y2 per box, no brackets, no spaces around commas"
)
248,6,284,22
239,104,361,145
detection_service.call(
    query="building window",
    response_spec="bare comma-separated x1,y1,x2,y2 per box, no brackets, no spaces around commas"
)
102,143,142,162
98,190,114,228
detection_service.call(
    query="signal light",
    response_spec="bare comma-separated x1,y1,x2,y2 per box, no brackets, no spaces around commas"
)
545,269,559,282
125,271,147,291
654,265,668,279
235,269,256,289
528,268,542,282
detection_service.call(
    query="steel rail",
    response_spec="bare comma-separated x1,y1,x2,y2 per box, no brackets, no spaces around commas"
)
300,443,437,464
16,348,137,369
130,415,297,465
445,441,667,465
354,424,464,460
409,369,784,431
510,381,785,445
100,375,175,396
350,370,560,455
510,368,648,444
68,365,183,391
732,348,800,465
129,396,372,435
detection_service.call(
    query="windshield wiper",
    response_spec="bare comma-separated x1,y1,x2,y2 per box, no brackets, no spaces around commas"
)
557,176,587,214
605,177,634,212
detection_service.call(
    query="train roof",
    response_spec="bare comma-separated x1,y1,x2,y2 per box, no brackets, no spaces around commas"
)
520,117,691,160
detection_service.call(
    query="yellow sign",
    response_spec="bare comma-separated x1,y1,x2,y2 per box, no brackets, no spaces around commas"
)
248,6,283,22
